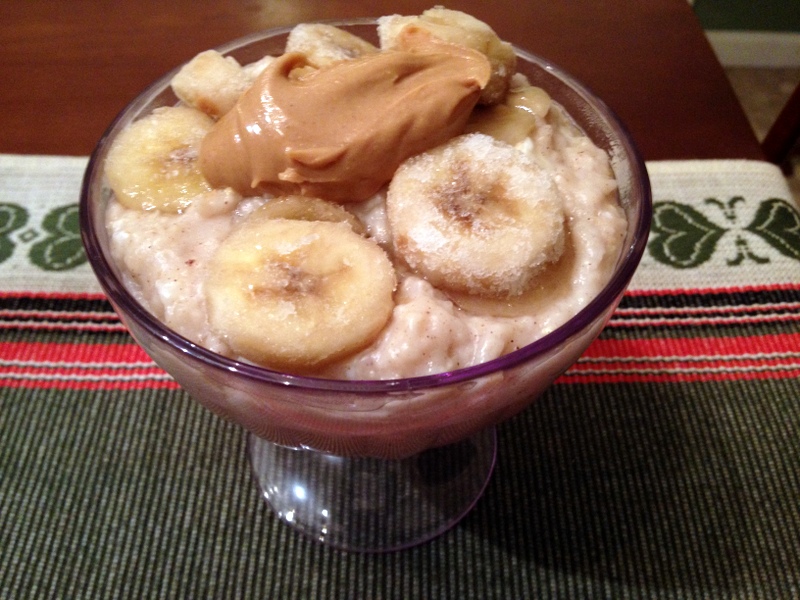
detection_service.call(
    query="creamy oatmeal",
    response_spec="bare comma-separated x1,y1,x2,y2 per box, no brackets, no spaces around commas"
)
104,8,627,380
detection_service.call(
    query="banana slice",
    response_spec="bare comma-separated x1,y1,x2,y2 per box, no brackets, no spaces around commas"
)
446,234,576,318
241,54,277,82
254,195,365,234
105,106,214,213
205,218,396,371
286,23,379,68
466,85,552,145
386,133,565,298
378,7,516,105
171,50,253,118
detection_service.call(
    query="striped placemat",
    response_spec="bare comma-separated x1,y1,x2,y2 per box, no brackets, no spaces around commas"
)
574,159,800,385
2,154,800,598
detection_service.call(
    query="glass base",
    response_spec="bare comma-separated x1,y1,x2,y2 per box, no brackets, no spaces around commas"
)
247,427,497,552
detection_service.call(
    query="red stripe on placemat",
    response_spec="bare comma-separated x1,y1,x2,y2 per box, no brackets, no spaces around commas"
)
0,291,109,301
0,322,127,333
5,331,799,389
0,341,150,362
583,333,800,357
625,282,800,297
563,332,800,383
0,309,116,321
0,341,179,390
5,283,798,301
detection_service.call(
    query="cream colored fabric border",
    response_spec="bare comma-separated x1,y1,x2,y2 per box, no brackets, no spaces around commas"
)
631,159,796,292
0,154,100,295
0,155,796,296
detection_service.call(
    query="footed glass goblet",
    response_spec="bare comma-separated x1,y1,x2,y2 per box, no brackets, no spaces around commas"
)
80,20,651,552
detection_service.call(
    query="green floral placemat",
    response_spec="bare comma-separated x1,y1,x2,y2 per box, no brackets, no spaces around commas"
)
2,155,800,599
2,155,797,296
633,159,798,291
0,155,99,295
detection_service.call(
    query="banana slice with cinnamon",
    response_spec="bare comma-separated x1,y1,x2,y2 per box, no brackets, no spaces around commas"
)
105,106,214,213
255,195,365,234
386,133,566,298
466,84,552,145
286,23,379,68
171,50,254,118
205,217,395,372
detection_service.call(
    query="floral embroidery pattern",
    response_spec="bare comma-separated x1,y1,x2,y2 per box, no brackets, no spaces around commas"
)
745,198,800,261
29,204,85,271
0,203,30,264
3,197,799,273
649,197,800,268
0,203,87,271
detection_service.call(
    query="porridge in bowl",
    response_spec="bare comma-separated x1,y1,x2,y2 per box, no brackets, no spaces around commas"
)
104,7,627,381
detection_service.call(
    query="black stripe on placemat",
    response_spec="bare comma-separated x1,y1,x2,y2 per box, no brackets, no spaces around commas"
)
0,295,115,313
621,287,800,310
605,286,800,339
0,294,125,340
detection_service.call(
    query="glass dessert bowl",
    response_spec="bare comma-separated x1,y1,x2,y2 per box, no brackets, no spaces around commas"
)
80,19,651,552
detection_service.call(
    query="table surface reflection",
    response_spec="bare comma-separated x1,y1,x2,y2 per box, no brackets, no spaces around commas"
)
1,0,763,161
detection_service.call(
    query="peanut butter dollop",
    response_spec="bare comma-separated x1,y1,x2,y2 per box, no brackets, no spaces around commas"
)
199,31,492,202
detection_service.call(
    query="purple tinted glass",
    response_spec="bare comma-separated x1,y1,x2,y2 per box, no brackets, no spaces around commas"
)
80,21,651,397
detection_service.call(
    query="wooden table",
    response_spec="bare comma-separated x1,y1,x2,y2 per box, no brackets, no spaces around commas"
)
1,0,763,162
6,3,800,598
